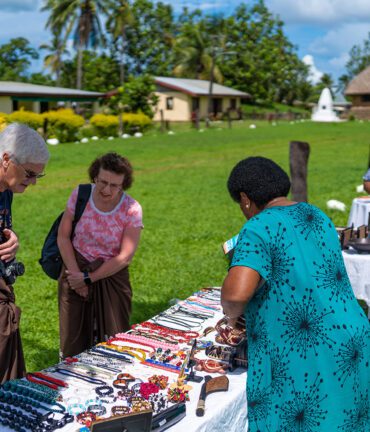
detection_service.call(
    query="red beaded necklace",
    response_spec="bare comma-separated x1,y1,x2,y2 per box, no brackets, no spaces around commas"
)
26,372,68,390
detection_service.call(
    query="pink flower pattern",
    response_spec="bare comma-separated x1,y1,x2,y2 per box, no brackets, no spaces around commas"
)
67,185,143,262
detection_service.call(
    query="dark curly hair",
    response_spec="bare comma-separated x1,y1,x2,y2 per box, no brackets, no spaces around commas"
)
227,156,291,208
88,152,133,190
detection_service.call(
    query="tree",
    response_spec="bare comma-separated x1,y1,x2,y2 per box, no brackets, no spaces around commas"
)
40,29,69,86
59,51,121,92
125,0,175,76
42,0,108,89
28,72,55,86
220,1,310,104
108,75,158,118
173,19,223,82
0,37,38,81
106,0,135,85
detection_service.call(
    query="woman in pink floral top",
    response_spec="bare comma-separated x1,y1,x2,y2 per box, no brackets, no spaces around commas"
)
57,152,143,358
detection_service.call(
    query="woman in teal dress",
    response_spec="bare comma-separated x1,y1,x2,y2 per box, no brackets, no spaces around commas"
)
222,157,370,431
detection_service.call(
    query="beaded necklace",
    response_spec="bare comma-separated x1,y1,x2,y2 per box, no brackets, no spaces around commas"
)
98,343,147,362
91,345,135,362
114,332,179,351
52,367,106,385
0,389,65,413
3,379,60,402
26,371,68,390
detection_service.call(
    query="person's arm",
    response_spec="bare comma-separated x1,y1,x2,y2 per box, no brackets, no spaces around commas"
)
57,210,80,273
66,226,142,289
0,229,19,262
57,209,89,298
221,266,261,321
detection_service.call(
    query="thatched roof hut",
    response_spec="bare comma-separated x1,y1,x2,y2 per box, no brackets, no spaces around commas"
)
345,66,370,119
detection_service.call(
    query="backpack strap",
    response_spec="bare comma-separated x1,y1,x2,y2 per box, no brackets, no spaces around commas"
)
73,183,92,226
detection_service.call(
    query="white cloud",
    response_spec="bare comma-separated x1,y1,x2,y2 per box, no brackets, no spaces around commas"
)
309,22,370,55
266,0,370,24
302,54,323,84
0,0,39,12
328,52,349,69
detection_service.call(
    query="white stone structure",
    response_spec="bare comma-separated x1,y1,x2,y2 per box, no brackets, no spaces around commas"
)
312,87,340,122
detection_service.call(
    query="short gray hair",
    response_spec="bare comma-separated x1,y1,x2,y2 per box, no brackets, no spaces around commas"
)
0,123,50,164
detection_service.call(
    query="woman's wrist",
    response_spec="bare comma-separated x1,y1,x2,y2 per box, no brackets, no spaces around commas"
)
83,271,93,286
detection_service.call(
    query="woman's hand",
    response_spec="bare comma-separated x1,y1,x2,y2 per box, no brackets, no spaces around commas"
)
65,270,87,293
0,229,19,262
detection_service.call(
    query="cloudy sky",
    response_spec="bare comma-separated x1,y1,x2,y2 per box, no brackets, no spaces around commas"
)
0,0,369,84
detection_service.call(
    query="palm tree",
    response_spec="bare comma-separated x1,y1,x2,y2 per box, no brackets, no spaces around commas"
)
173,22,223,83
106,0,134,85
40,30,69,86
42,0,108,89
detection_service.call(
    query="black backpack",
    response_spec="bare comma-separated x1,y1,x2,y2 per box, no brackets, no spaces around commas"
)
39,184,92,280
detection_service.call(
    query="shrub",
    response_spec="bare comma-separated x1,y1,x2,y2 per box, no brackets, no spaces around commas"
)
8,109,43,130
90,113,119,137
78,124,97,139
0,113,9,132
43,109,85,143
122,112,152,134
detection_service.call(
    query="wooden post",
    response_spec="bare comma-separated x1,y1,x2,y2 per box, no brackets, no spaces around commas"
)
227,108,232,129
289,141,310,202
160,109,165,133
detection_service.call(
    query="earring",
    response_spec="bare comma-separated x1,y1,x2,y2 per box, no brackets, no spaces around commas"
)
245,204,250,209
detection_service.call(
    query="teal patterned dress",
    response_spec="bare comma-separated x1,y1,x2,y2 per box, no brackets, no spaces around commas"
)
230,203,370,432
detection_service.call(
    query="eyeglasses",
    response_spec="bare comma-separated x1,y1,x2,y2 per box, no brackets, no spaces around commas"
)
95,178,122,191
12,158,45,179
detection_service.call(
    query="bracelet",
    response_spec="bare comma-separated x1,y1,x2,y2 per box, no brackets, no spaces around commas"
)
87,404,107,416
95,385,114,397
68,403,85,415
111,406,130,416
76,411,97,427
113,378,128,389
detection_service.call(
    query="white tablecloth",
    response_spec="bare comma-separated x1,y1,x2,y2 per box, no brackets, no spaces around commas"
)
342,249,370,314
347,197,370,227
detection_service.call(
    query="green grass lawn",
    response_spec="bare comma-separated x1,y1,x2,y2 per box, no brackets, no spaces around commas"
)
13,119,370,371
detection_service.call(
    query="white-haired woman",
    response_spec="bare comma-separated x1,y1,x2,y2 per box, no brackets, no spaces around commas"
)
0,123,49,383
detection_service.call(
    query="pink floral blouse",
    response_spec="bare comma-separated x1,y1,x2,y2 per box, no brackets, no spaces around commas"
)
67,185,143,262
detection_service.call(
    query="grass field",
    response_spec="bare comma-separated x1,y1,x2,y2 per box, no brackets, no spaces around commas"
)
13,119,370,371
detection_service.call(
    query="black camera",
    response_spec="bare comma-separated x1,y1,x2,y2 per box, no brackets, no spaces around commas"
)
0,259,25,285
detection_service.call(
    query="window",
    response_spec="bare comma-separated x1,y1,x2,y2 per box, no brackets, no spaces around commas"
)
230,98,237,110
12,100,18,111
166,97,174,110
192,97,200,111
361,95,370,102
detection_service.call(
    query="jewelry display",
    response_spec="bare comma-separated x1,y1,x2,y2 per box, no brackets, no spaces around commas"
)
0,288,238,431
